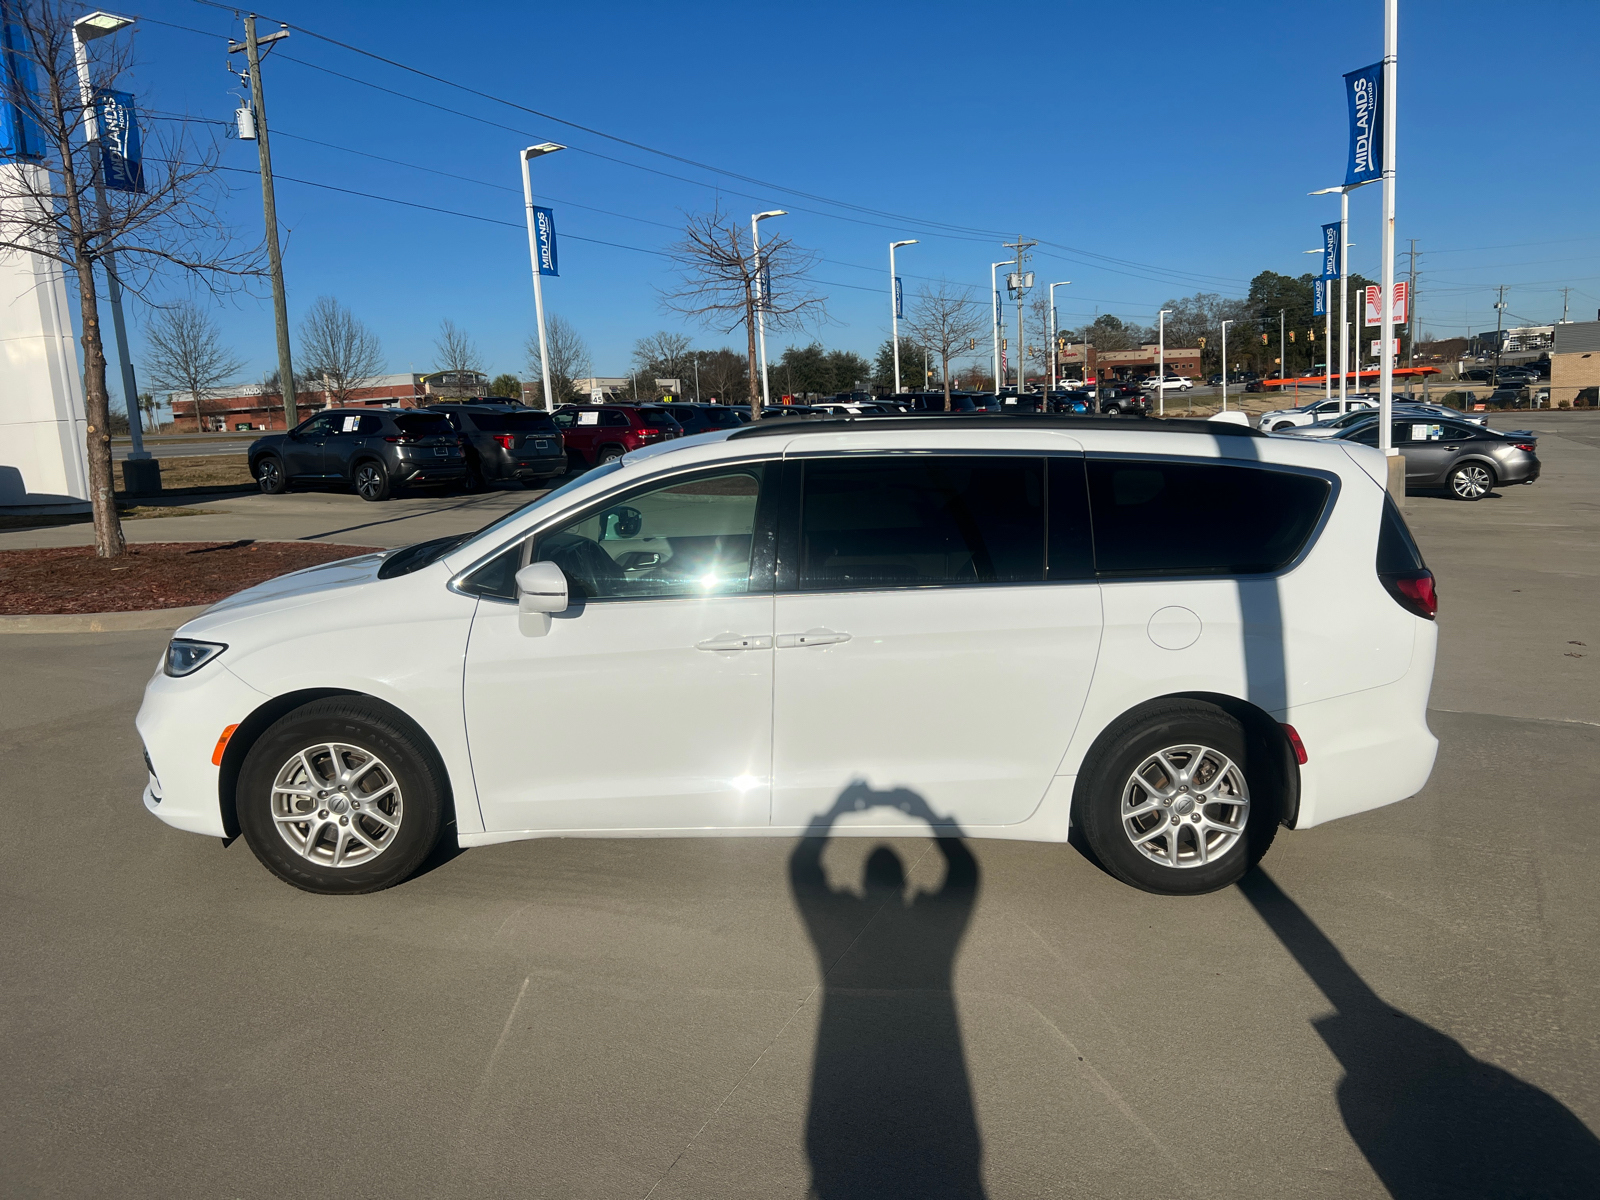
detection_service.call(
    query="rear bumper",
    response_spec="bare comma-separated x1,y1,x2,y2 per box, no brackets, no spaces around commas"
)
506,454,568,480
397,464,466,484
1288,621,1438,830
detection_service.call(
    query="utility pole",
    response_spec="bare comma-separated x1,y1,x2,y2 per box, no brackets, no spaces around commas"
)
230,17,296,428
1561,287,1571,323
1002,236,1036,397
1279,308,1286,393
989,260,1013,396
1405,239,1418,395
1492,284,1507,387
1377,0,1399,481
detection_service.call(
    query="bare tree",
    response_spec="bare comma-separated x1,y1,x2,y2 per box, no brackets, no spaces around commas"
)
660,205,825,415
139,301,243,432
0,1,260,556
694,347,748,403
525,313,591,406
904,282,986,410
433,318,482,375
298,296,384,405
631,330,694,395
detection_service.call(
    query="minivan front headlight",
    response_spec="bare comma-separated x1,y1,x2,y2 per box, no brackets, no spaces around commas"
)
164,639,227,678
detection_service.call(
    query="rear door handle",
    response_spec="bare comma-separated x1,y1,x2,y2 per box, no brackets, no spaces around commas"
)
776,629,851,649
695,633,773,652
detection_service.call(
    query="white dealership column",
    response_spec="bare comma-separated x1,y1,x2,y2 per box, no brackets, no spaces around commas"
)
0,162,90,514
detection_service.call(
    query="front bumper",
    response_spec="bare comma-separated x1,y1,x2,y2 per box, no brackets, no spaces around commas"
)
136,659,270,838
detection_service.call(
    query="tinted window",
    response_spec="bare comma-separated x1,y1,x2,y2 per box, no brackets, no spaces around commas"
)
638,408,681,427
535,467,766,600
1046,457,1094,580
1087,459,1330,575
394,413,454,438
600,410,630,428
798,457,1044,590
330,412,382,435
1376,495,1426,574
296,413,339,437
701,407,743,428
464,411,557,433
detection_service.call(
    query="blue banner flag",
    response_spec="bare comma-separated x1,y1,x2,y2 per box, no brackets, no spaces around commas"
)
533,206,558,276
894,275,903,319
1312,277,1327,318
1320,222,1340,280
94,89,143,193
0,2,44,162
1343,62,1383,187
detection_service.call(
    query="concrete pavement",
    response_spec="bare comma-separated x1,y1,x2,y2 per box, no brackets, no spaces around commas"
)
2,416,1597,1198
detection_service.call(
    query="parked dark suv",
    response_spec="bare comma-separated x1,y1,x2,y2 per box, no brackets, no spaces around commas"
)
552,404,684,468
658,403,747,437
249,408,464,501
426,403,566,489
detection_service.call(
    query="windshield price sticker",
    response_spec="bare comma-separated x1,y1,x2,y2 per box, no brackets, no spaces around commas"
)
341,415,360,432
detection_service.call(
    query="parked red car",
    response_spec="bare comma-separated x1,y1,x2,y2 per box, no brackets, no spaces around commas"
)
552,404,684,468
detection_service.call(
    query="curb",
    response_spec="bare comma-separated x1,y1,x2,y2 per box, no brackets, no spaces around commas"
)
0,604,211,634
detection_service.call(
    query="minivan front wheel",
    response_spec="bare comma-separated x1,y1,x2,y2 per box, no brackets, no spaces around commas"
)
1075,701,1274,895
237,698,446,894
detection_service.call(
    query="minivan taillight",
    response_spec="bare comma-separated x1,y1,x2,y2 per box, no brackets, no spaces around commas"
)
1380,570,1437,620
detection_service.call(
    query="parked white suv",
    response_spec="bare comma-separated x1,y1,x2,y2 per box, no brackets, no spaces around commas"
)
1257,395,1374,432
1140,374,1194,393
137,416,1438,897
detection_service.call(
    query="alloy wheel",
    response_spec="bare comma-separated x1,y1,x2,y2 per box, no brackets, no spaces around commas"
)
356,465,385,500
270,742,404,868
1120,744,1249,868
257,460,282,491
1451,464,1492,500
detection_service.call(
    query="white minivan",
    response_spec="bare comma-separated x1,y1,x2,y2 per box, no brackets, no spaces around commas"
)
137,416,1439,897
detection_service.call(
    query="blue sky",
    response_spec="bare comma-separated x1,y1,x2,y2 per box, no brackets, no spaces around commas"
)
96,0,1600,391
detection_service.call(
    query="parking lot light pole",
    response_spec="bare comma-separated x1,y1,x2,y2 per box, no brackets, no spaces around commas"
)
1157,309,1172,416
752,210,786,409
1048,281,1069,391
73,10,145,458
1303,247,1332,401
521,143,565,410
990,260,1013,396
1311,184,1361,411
1220,319,1233,411
889,240,917,393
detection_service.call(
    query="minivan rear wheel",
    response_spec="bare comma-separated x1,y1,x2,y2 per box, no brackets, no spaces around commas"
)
1075,700,1275,895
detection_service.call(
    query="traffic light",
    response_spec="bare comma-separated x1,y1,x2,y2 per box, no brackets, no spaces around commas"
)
1198,336,1206,349
1289,330,1296,343
969,337,976,350
1308,330,1316,342
1261,333,1268,344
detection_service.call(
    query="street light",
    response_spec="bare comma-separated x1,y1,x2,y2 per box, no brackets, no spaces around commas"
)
72,10,145,457
1220,319,1233,411
889,240,917,394
1048,281,1070,392
521,143,565,410
751,211,786,409
990,260,1014,396
1157,309,1172,416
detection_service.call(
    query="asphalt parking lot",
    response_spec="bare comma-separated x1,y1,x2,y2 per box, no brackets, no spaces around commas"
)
3,416,1597,1198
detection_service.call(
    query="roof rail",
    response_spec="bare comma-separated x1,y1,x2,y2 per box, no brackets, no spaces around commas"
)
726,413,1264,440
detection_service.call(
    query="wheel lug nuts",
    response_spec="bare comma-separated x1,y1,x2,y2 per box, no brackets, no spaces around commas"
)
318,809,328,819
339,816,348,826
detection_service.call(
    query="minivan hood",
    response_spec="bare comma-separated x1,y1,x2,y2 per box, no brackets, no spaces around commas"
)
198,549,386,617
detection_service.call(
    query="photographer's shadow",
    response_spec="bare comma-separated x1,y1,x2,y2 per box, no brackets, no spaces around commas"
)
789,781,986,1200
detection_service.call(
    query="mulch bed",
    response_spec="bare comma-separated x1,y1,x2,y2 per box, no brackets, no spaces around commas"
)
0,541,369,615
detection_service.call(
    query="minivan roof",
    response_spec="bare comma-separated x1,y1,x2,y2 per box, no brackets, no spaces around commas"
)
726,414,1264,440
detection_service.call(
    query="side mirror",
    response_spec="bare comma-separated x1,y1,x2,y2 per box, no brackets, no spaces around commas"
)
516,561,568,614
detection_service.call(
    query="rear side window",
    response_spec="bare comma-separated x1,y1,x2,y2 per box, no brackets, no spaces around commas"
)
394,413,454,438
1376,495,1426,573
638,408,682,427
464,412,557,433
1087,459,1329,576
600,410,630,428
798,457,1044,589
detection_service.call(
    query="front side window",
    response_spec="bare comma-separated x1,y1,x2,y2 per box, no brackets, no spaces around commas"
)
534,467,768,600
295,413,339,437
797,457,1044,590
1087,458,1330,576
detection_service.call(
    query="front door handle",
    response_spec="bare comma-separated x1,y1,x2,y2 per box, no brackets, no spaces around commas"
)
695,633,773,652
777,629,851,649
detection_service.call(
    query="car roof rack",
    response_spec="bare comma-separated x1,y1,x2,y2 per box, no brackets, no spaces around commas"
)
726,413,1264,440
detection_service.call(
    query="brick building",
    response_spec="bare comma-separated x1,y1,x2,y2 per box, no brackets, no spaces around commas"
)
1551,320,1600,407
169,373,428,432
1093,345,1203,382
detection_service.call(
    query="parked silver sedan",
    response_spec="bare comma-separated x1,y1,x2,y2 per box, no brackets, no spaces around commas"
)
1284,403,1487,439
1332,415,1539,500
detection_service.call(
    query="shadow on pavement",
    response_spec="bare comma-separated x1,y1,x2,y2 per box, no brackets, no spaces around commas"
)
1240,869,1600,1197
789,781,986,1200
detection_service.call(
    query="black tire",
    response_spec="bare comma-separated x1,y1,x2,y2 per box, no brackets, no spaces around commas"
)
255,455,288,495
597,445,625,465
353,460,392,502
1104,405,1122,417
236,698,447,895
1448,461,1494,501
1272,421,1296,432
1073,700,1278,896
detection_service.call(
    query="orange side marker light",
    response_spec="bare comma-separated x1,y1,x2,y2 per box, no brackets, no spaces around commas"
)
211,723,240,767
